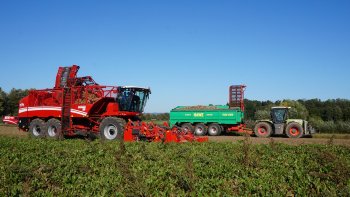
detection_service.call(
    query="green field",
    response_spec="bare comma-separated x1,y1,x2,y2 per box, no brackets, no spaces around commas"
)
0,136,349,196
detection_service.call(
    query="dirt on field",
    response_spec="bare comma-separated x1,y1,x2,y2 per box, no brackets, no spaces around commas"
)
0,125,27,138
208,136,350,147
1,125,349,147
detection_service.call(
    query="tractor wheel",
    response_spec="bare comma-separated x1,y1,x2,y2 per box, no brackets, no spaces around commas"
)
208,123,222,136
181,123,194,133
99,117,125,140
286,122,303,138
46,118,62,139
194,123,207,136
29,118,46,138
254,122,272,138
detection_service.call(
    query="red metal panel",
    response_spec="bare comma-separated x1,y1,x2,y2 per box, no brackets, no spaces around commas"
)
229,85,246,111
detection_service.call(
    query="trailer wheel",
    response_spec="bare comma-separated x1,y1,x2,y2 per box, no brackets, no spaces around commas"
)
181,123,194,133
286,122,303,138
29,118,46,138
99,117,125,140
46,118,62,139
208,123,222,136
254,122,272,138
194,123,207,136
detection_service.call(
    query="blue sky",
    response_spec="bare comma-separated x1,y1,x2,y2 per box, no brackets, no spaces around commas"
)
0,0,349,112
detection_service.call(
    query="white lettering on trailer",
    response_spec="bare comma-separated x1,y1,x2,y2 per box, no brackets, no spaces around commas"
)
194,113,204,117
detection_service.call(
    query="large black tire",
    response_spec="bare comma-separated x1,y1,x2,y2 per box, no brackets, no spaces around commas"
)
194,123,207,136
254,122,272,138
99,117,125,140
29,118,46,138
46,118,62,139
285,122,304,138
181,123,194,133
208,123,222,136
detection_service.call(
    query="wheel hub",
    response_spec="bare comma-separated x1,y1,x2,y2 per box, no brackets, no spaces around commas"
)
48,126,57,137
32,125,41,136
209,127,217,135
258,127,267,135
290,127,299,136
196,128,203,134
104,124,118,140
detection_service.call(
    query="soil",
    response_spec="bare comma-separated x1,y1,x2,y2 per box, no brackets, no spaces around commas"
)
207,136,350,147
0,125,27,138
1,125,349,147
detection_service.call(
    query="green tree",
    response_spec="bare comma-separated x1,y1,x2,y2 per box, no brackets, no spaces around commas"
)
280,100,309,119
244,99,263,120
0,88,7,116
320,100,345,121
142,113,151,121
6,88,29,115
299,99,323,118
254,110,270,120
342,107,350,121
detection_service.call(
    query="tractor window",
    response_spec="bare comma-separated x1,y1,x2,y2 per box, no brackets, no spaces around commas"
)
271,109,287,124
117,88,150,112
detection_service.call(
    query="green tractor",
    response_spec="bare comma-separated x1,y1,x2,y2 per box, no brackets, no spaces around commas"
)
254,107,315,138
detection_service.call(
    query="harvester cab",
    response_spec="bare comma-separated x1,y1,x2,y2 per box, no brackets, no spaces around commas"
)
117,86,151,113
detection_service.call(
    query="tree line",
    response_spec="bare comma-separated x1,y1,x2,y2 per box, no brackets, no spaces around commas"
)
1,87,350,133
244,99,350,133
141,113,170,121
0,88,28,117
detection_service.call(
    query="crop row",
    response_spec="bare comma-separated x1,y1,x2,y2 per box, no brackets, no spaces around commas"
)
0,137,349,196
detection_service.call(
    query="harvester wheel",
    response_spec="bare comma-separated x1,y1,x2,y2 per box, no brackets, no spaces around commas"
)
181,123,194,133
286,122,303,138
29,118,46,138
208,123,221,136
99,117,125,141
194,123,207,136
46,118,62,139
254,122,272,138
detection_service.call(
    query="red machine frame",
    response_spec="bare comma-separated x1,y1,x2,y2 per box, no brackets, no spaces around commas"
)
18,65,150,136
229,85,246,111
17,65,208,143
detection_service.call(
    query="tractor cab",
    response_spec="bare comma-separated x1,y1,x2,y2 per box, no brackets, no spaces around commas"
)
271,107,290,124
117,86,151,113
270,107,291,135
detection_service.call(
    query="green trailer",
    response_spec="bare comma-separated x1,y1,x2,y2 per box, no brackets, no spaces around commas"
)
169,85,246,136
170,105,245,136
